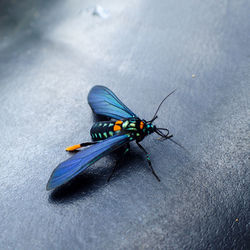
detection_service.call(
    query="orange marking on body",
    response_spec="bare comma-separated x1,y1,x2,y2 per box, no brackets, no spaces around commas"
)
113,125,121,131
140,121,144,129
113,120,123,131
115,120,123,125
65,144,81,151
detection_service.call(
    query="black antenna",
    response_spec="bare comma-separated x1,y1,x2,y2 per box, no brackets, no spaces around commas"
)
148,115,158,123
151,89,176,121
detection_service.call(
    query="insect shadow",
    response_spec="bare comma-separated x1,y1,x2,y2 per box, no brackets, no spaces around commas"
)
48,149,143,204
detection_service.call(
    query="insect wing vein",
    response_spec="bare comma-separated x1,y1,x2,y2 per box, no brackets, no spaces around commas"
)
88,85,138,119
46,134,130,190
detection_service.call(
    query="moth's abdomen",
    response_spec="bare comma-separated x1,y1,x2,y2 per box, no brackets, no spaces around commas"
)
90,121,116,141
90,118,145,142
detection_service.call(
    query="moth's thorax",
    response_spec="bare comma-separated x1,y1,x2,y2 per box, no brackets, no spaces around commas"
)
90,118,155,142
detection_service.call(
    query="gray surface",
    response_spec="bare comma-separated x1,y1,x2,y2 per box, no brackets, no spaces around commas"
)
0,0,250,249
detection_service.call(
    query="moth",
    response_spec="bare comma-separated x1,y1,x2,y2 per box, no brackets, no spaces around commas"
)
46,85,176,190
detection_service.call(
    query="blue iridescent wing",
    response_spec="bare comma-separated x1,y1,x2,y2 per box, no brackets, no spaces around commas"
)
88,85,138,120
47,134,130,190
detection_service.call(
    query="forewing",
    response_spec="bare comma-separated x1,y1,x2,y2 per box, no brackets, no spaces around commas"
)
47,134,130,190
88,85,138,120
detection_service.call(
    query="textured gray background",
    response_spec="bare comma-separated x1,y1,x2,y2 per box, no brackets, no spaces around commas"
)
0,0,249,249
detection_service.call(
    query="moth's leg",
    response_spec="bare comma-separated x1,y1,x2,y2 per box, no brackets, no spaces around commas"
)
136,142,161,182
65,142,97,151
107,143,130,182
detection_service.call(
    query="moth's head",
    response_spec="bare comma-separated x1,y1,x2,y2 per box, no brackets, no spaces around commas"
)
145,122,155,134
146,116,172,139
